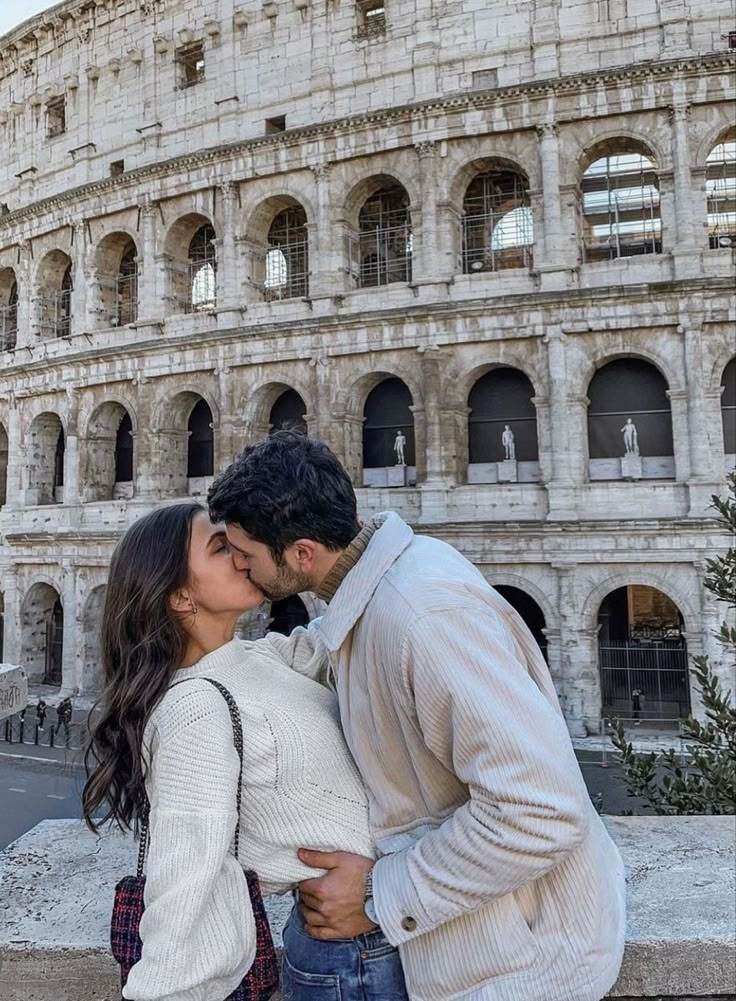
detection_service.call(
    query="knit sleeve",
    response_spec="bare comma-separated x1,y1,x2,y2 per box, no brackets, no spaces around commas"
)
372,605,591,947
122,684,256,1001
259,617,331,685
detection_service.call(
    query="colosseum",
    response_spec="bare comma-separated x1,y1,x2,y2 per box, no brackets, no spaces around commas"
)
0,0,733,735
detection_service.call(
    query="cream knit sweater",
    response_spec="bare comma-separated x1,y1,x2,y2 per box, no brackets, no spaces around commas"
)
122,634,373,1001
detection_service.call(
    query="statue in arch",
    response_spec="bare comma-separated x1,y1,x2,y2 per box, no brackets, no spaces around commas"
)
393,430,407,466
621,418,640,456
501,424,516,461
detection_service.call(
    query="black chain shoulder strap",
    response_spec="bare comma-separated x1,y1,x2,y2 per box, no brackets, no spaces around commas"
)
137,677,245,877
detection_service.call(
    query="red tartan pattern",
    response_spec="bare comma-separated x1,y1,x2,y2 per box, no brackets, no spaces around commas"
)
111,870,279,1000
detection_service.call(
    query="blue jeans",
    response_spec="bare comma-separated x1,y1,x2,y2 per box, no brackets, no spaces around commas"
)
281,904,409,1001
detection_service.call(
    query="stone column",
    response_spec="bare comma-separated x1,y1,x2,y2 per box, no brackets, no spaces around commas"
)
0,562,21,664
62,388,81,508
60,562,79,695
669,103,700,278
666,388,691,483
697,562,734,720
14,240,33,350
309,162,344,298
71,222,89,335
307,353,342,455
217,182,243,324
552,562,590,737
214,365,236,470
543,327,580,520
5,396,22,508
680,322,720,516
414,141,443,282
137,200,163,324
537,125,564,262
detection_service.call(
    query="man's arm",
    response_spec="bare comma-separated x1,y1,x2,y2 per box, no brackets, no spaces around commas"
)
259,617,331,685
370,605,591,945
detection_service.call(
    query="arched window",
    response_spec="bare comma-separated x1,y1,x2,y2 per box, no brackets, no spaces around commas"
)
0,422,7,507
0,269,18,351
706,134,736,249
188,225,217,312
264,207,309,301
26,413,65,505
358,186,412,287
115,411,134,484
467,368,539,482
37,252,74,339
582,150,661,261
495,585,548,662
598,585,690,720
54,428,65,495
462,170,533,272
269,389,307,435
187,399,214,478
363,378,415,478
117,245,138,325
21,583,64,685
722,358,736,467
587,359,673,480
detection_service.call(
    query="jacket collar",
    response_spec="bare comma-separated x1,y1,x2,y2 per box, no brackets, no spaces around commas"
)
319,511,414,652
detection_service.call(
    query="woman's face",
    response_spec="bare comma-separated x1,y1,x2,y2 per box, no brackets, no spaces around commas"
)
186,511,265,616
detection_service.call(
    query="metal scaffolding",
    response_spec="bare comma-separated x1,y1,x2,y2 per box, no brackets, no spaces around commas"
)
706,137,736,249
582,153,661,262
356,187,412,287
262,207,309,301
461,171,534,273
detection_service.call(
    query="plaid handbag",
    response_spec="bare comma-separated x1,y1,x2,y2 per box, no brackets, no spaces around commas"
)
110,678,279,1001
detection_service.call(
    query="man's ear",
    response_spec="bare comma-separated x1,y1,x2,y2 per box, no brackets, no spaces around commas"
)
289,539,320,572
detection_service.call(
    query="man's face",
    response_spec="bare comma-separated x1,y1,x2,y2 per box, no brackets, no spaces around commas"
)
224,523,311,601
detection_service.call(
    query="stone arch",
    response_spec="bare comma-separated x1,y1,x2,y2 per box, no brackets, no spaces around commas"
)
244,194,313,301
578,136,662,262
362,376,416,486
35,249,73,339
243,376,314,438
344,174,414,287
495,583,550,662
93,231,140,327
694,121,736,170
577,347,682,398
581,570,698,637
592,579,692,721
163,213,217,313
81,400,136,502
721,357,736,462
577,132,666,178
465,365,540,483
0,420,7,507
0,266,18,350
586,357,674,481
703,125,736,249
269,388,307,435
483,570,557,631
81,585,106,695
154,390,217,497
20,582,63,685
26,411,65,505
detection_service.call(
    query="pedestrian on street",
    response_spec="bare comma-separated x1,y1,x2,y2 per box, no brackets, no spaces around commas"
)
36,699,47,732
55,697,73,742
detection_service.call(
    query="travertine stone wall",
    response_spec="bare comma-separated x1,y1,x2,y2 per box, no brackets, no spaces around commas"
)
0,0,734,731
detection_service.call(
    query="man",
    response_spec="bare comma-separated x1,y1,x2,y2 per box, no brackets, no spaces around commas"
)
209,432,626,1001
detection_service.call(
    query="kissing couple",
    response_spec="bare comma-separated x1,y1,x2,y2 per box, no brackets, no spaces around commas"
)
84,431,626,1001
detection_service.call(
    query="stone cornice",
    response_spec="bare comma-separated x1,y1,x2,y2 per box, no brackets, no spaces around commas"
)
0,50,733,235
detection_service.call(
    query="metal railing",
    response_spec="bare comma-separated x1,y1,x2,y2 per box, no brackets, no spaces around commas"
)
37,291,72,338
262,242,309,301
353,224,413,287
2,711,85,752
599,640,691,720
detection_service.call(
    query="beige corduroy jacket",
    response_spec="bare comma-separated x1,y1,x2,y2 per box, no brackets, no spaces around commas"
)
312,511,626,1001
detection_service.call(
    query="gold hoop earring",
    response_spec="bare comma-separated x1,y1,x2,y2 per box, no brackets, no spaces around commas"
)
188,599,198,617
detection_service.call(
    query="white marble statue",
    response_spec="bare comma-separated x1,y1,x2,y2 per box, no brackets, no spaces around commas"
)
502,424,516,461
393,430,406,465
621,418,640,456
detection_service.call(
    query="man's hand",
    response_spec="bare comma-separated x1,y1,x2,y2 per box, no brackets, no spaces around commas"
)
297,849,376,940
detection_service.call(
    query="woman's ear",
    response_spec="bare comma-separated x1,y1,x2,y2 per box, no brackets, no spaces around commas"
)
170,589,194,615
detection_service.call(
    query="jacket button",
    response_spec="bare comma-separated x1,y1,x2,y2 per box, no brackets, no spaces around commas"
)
401,916,417,932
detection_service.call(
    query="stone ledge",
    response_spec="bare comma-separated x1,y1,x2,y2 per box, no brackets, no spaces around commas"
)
0,816,733,1001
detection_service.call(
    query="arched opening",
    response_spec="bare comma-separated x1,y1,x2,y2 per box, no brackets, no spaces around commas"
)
581,144,661,262
706,130,736,249
722,357,736,470
587,359,674,480
357,183,412,287
187,398,214,479
269,389,307,435
0,267,18,351
165,215,217,313
37,251,73,338
264,206,309,301
362,377,415,486
597,585,690,722
495,585,548,662
83,402,134,502
26,413,65,505
268,595,311,635
94,234,139,327
0,592,4,661
82,586,106,694
21,583,64,686
0,421,7,507
467,367,539,483
462,167,533,272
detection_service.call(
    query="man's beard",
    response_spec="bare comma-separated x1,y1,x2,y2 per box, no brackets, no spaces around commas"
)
255,563,313,602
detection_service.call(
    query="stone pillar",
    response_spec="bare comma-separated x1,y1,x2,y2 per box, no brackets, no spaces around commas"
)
669,103,700,278
680,322,720,515
414,141,443,282
63,389,80,508
71,222,89,335
5,397,22,509
420,346,453,484
537,125,564,261
138,200,163,324
666,389,691,483
697,563,734,720
543,327,580,520
60,562,79,695
217,182,243,324
552,563,590,737
14,240,33,350
307,354,343,456
0,562,21,665
309,162,344,298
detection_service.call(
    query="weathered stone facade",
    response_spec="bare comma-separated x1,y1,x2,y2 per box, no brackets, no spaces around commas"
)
0,0,734,734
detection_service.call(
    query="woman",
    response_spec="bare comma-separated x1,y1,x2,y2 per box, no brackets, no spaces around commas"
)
83,502,408,1001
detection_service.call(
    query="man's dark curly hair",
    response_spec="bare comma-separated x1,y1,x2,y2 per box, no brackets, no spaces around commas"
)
207,431,361,559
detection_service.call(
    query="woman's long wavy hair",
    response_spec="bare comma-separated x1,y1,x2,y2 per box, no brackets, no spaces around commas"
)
82,502,204,833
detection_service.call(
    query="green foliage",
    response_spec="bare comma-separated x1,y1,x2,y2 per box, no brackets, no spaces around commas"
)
611,472,736,816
